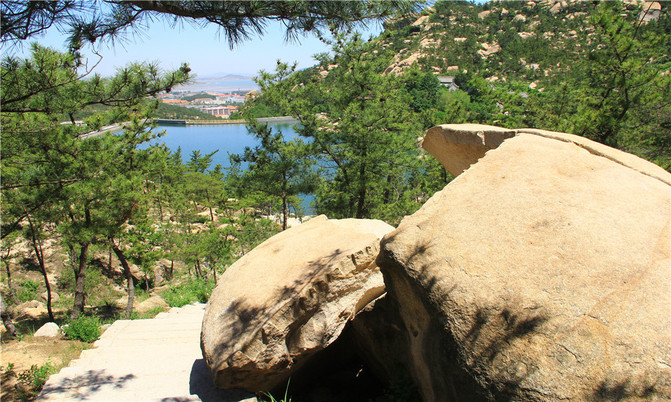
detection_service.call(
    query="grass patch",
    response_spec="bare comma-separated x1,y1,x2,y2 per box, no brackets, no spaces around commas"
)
17,280,41,303
131,305,169,320
161,279,214,307
261,379,292,402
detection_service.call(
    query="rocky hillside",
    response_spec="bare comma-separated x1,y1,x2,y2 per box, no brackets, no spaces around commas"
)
376,0,667,86
294,0,670,170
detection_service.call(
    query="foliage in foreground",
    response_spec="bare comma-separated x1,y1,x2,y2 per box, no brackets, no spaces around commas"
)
2,361,57,400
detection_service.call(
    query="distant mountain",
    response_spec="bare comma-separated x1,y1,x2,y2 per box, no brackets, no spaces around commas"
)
199,73,254,81
175,73,259,92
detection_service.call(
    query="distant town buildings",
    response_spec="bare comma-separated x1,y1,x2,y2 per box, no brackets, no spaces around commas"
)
158,90,249,119
201,105,239,118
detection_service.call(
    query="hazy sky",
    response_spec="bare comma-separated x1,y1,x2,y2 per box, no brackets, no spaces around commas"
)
9,17,384,79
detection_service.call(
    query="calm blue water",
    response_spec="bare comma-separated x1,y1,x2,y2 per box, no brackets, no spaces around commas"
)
146,122,314,212
149,122,298,168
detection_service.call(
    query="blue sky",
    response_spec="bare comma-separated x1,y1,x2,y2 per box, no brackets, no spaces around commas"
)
9,17,384,79
7,1,490,80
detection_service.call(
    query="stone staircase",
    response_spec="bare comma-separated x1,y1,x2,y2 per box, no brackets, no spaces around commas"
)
38,303,257,401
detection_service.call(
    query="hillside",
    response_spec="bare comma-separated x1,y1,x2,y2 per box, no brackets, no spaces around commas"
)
298,0,671,170
378,1,661,79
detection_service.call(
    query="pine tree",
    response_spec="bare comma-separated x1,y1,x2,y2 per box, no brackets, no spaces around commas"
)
232,121,316,230
1,45,189,318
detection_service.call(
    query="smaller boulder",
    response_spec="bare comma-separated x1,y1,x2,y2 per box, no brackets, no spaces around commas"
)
34,322,59,338
422,124,515,176
201,215,394,392
10,300,46,318
41,291,60,303
135,295,169,315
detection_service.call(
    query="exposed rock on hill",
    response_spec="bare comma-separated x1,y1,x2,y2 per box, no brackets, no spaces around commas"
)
200,215,393,392
377,124,671,400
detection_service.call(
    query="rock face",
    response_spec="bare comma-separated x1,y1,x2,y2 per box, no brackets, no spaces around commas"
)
377,125,671,400
201,215,394,392
421,124,516,176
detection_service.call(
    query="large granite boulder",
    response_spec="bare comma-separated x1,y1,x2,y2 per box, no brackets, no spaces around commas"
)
377,124,671,401
201,215,394,392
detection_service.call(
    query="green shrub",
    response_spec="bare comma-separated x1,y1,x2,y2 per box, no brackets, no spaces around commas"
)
17,280,41,303
161,279,214,307
58,266,104,293
62,316,101,343
58,267,109,306
17,361,55,392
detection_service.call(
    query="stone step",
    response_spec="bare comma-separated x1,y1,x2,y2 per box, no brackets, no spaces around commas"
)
78,344,201,362
38,303,256,401
42,367,255,401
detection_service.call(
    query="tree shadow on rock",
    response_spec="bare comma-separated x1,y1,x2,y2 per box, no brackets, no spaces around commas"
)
211,248,348,361
463,306,548,398
208,247,396,396
594,378,660,401
378,233,552,400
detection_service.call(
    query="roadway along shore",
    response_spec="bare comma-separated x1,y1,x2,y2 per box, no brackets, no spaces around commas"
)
156,116,298,125
78,116,298,138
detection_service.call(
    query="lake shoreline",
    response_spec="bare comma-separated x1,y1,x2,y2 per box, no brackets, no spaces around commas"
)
156,116,297,126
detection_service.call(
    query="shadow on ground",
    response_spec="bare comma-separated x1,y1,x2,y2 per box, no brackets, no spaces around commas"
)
188,359,255,402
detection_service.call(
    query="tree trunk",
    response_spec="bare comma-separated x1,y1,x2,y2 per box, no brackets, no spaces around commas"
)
2,254,16,302
158,196,164,222
111,245,134,319
383,174,393,204
71,242,89,320
205,189,214,222
282,194,288,231
27,215,55,322
106,249,113,276
0,294,18,337
194,259,203,279
355,160,367,219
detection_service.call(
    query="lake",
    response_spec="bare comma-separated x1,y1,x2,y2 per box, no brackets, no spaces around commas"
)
149,122,299,168
147,122,314,212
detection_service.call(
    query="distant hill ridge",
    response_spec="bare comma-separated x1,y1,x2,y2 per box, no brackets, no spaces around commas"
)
198,73,254,81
